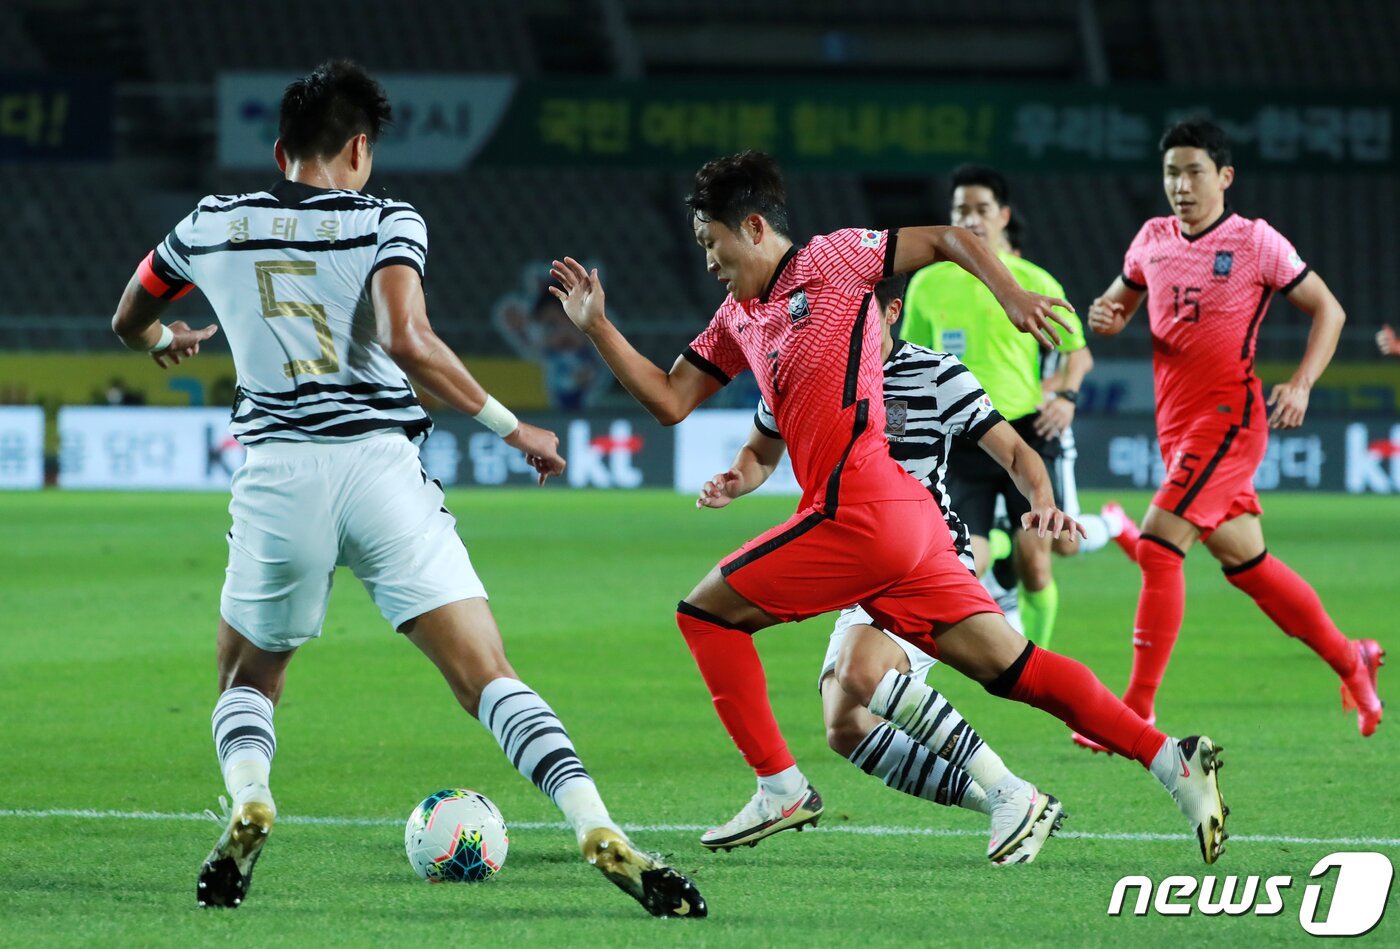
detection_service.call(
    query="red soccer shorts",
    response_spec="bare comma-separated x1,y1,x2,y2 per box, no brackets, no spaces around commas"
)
719,496,998,659
1153,417,1266,539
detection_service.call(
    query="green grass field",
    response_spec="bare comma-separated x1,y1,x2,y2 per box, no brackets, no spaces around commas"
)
2,488,1397,947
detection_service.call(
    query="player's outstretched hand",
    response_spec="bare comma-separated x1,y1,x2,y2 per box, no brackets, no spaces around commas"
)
548,257,606,334
1003,289,1075,349
151,321,218,368
1378,324,1400,358
696,468,745,509
1087,297,1127,336
504,422,566,485
1021,506,1088,540
1267,382,1310,430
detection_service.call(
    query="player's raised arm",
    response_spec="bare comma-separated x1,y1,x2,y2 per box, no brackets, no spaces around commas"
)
697,413,787,510
371,263,564,484
891,225,1074,349
550,257,723,425
1266,271,1346,430
1086,277,1146,337
975,420,1084,541
111,257,218,368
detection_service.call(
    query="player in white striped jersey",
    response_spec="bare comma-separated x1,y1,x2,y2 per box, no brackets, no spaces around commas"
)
111,61,704,918
696,274,1077,862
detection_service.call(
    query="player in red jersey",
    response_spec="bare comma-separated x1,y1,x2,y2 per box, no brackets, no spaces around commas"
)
1080,119,1383,750
553,152,1229,865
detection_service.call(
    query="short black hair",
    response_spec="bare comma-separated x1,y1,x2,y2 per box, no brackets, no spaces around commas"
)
874,273,908,312
686,150,790,237
1004,212,1025,253
949,163,1010,207
278,60,392,162
1159,117,1232,170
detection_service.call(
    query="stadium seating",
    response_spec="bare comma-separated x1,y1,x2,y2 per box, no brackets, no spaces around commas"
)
133,0,537,82
0,1,1392,361
0,5,45,70
1151,0,1400,87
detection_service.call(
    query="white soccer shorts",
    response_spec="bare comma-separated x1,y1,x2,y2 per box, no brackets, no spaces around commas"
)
221,432,485,652
1056,426,1081,518
817,605,938,691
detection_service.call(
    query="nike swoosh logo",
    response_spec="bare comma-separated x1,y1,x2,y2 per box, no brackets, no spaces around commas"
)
781,797,806,819
1180,759,1191,778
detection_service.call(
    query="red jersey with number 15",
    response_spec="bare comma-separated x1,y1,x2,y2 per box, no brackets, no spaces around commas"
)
685,228,926,514
1121,211,1309,440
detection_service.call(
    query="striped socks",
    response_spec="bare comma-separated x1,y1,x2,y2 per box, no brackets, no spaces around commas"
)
211,686,276,809
477,678,616,839
868,670,1012,797
847,723,989,814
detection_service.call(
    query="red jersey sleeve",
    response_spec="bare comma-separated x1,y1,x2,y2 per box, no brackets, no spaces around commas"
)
1254,220,1310,294
806,228,896,287
1120,220,1152,291
683,311,747,385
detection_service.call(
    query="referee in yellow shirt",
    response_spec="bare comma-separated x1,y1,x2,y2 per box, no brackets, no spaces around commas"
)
901,165,1094,648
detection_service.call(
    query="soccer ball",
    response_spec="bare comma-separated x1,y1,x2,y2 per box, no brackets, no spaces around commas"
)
404,788,509,883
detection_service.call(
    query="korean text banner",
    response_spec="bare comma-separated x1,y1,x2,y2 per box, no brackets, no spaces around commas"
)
0,406,44,489
218,73,518,170
477,80,1395,172
0,73,112,161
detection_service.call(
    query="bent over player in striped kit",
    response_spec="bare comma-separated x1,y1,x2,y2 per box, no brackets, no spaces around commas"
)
1081,118,1382,748
694,274,1073,862
554,151,1231,867
111,61,704,918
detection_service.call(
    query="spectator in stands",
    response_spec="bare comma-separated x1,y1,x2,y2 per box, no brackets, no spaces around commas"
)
1378,324,1400,358
100,378,145,406
495,268,610,411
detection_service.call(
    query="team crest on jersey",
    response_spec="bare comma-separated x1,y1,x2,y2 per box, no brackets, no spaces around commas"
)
788,288,811,322
1213,250,1234,277
884,399,907,437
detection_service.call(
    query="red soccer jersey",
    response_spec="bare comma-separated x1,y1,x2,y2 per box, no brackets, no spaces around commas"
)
686,228,925,513
1121,210,1309,439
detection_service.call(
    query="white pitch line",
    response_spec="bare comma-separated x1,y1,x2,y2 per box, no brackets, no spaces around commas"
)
1,808,1397,849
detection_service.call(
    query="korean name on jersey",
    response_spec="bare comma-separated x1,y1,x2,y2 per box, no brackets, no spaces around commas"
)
147,181,433,445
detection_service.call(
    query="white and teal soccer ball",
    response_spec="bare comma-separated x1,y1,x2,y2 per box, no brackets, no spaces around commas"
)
405,788,509,883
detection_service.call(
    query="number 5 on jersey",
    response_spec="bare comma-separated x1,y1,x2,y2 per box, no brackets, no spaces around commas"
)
255,260,340,377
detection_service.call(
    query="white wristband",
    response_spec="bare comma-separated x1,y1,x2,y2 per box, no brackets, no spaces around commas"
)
473,395,519,438
148,324,175,353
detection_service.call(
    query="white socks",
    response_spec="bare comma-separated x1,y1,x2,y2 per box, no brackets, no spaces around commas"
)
1149,735,1182,785
758,764,806,800
1077,514,1112,553
478,678,617,840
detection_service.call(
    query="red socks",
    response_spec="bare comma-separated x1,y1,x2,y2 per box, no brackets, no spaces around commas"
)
1122,535,1187,719
1224,552,1357,677
1001,644,1167,767
676,603,795,776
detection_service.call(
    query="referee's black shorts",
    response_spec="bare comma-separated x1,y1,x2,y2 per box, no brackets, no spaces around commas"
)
946,412,1071,539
